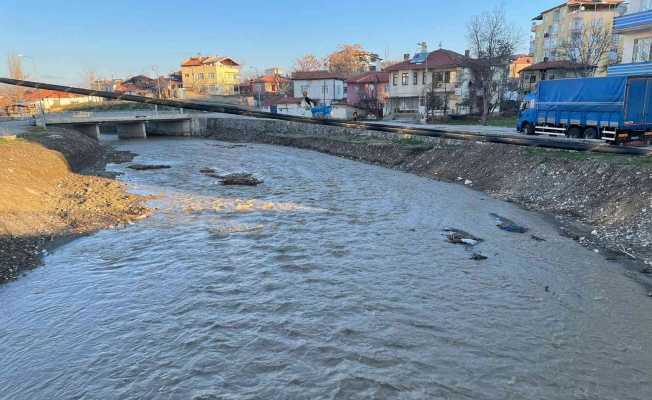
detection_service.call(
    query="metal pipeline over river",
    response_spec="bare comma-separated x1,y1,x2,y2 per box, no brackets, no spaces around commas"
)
1,77,651,157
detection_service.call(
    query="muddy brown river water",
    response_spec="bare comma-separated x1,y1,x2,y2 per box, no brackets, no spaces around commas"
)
1,137,651,399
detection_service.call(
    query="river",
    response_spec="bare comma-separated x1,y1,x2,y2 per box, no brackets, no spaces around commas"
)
1,137,651,399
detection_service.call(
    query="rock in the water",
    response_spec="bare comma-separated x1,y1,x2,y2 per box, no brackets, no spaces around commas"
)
531,234,546,242
200,168,216,174
219,173,263,186
471,253,488,261
445,229,483,246
490,213,528,233
128,164,171,171
640,267,652,275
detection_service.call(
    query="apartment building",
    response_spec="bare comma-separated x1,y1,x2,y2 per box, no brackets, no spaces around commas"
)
530,0,622,75
609,0,652,75
180,56,241,95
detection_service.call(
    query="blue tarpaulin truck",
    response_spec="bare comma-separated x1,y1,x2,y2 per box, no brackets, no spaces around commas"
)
517,75,652,144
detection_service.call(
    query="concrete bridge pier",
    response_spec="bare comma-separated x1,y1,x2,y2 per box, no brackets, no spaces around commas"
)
117,122,147,139
147,119,191,136
70,123,100,140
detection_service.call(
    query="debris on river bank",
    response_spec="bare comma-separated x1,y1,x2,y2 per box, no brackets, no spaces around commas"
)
219,173,263,186
445,229,483,246
490,213,528,233
200,169,263,186
128,164,172,171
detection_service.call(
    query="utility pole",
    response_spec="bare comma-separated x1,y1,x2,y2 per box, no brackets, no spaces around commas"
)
151,65,161,115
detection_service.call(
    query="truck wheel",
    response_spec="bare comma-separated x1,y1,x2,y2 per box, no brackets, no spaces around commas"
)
523,123,535,135
568,127,582,138
583,127,599,140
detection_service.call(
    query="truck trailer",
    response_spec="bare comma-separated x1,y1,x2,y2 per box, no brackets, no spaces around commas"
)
517,75,652,144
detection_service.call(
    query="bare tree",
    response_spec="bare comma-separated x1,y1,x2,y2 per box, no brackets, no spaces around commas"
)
2,52,26,105
559,19,613,76
293,54,323,72
467,7,519,125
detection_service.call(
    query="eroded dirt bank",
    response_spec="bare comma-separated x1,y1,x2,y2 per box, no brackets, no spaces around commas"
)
205,118,652,280
0,128,149,283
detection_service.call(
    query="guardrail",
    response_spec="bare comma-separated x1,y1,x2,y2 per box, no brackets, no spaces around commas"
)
1,77,650,156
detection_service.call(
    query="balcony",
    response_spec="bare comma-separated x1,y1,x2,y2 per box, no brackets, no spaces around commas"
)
608,62,652,76
614,9,652,32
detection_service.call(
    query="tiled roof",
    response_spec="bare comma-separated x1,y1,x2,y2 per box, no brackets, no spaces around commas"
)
347,71,389,84
263,96,302,107
292,71,349,80
521,60,594,72
181,56,240,67
534,0,623,20
383,49,467,72
253,75,290,84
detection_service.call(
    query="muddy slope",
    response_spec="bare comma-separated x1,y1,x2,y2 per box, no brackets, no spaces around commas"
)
0,129,149,283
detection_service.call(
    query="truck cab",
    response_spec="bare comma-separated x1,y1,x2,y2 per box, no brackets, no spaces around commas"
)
516,93,536,134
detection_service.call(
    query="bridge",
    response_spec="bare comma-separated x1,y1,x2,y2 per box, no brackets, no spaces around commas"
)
44,113,194,139
1,77,651,156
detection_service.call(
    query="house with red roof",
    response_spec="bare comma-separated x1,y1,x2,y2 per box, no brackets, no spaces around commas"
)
384,47,474,117
180,55,241,95
252,75,291,96
346,71,389,118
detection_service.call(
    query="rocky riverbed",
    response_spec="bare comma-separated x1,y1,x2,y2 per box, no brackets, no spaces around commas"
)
0,128,150,283
205,118,652,287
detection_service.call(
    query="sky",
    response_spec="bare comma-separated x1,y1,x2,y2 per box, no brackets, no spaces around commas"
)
0,0,561,85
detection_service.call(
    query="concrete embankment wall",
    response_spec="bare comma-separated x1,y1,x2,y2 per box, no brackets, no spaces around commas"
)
199,116,652,269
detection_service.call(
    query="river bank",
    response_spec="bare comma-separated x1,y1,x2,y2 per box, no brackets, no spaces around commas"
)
204,117,652,284
0,128,150,283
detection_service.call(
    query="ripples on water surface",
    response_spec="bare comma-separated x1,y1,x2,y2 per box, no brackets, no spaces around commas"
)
1,138,651,399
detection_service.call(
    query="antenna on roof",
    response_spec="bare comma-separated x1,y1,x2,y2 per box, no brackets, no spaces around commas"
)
438,41,442,49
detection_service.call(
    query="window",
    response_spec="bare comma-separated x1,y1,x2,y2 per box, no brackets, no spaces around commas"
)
642,0,652,11
422,71,427,84
571,18,583,32
529,75,537,84
444,71,451,83
198,73,205,80
401,73,409,85
633,37,652,63
433,71,443,84
413,71,418,85
184,74,189,78
393,73,398,86
208,73,216,80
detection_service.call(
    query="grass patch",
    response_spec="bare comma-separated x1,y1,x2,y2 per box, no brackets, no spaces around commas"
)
392,136,425,145
526,147,652,166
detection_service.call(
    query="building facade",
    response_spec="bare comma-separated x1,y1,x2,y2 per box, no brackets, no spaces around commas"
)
609,0,652,75
252,75,291,96
530,0,622,76
346,71,389,118
519,60,595,93
180,56,241,95
509,54,534,79
291,71,348,104
384,48,473,116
